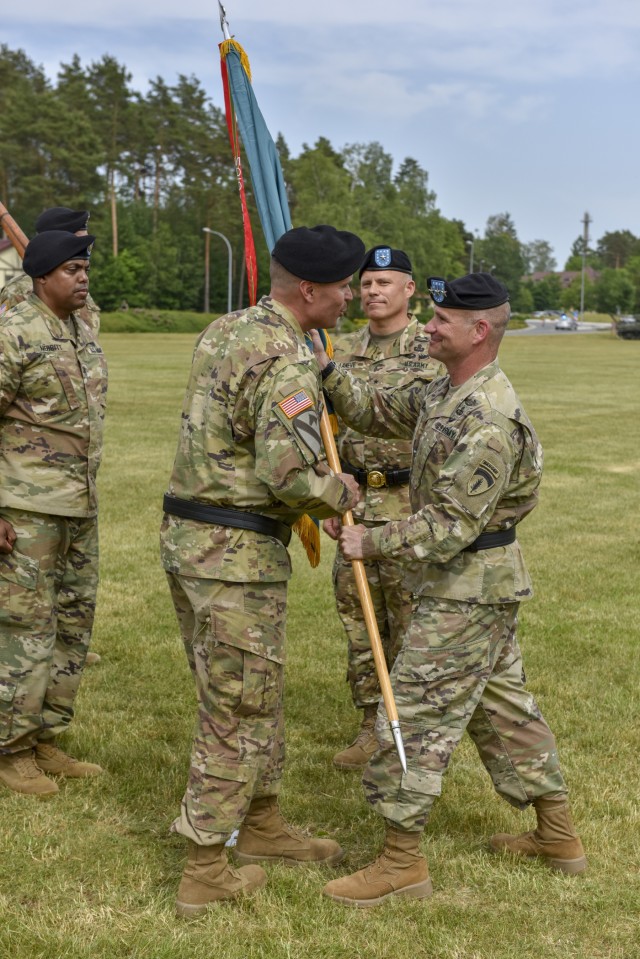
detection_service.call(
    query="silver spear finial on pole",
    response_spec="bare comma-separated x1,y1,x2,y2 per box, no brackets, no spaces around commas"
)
218,1,232,40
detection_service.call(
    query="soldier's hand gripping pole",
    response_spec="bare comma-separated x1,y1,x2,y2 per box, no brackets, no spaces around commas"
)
319,407,408,774
0,202,28,259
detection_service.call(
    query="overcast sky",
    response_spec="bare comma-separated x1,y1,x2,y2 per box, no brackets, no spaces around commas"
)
5,0,638,266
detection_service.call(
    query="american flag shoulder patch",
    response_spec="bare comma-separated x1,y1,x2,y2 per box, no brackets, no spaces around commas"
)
278,389,314,419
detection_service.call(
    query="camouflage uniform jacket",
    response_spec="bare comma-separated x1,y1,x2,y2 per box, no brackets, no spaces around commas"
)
160,296,355,584
323,359,541,604
0,271,101,334
333,316,439,524
0,293,108,518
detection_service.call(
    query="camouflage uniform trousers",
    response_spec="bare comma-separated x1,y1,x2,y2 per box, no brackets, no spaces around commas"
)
364,597,567,831
332,538,413,708
0,507,98,753
167,573,287,846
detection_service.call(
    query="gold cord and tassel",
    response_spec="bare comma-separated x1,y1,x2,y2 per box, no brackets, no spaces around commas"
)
293,330,339,566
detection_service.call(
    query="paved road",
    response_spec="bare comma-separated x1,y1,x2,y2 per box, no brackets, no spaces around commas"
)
506,320,612,337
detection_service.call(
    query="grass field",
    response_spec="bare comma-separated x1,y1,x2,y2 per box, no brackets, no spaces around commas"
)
1,329,639,959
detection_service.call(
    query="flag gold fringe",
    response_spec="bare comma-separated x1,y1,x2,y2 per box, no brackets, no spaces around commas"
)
220,39,252,82
292,514,321,568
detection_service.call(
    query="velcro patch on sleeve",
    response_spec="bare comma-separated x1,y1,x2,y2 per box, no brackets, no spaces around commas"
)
467,459,501,496
278,389,314,419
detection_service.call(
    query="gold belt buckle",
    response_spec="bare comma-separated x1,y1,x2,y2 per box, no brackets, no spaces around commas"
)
367,470,386,488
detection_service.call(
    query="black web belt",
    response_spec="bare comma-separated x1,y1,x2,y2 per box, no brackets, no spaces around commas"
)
464,528,516,552
341,461,411,489
163,494,292,547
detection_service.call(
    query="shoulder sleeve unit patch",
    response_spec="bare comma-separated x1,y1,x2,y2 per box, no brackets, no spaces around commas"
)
467,458,501,495
278,389,314,419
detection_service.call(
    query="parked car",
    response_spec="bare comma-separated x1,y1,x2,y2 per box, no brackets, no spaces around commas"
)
617,317,640,340
555,313,578,331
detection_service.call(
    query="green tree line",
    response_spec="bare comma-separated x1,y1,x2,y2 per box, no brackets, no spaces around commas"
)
1,45,638,316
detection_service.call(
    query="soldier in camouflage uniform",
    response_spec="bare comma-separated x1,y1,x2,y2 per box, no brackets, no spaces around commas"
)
324,246,440,770
160,225,364,918
1,209,103,667
316,273,586,907
0,231,107,800
0,207,101,337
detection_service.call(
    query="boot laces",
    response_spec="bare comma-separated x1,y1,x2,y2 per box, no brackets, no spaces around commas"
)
38,744,76,764
365,851,391,878
353,728,373,747
14,753,43,779
281,820,307,842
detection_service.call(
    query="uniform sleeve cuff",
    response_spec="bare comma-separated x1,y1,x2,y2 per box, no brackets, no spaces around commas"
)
320,360,336,381
361,527,383,559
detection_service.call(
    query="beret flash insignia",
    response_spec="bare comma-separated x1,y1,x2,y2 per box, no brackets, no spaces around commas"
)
373,247,392,268
429,278,446,303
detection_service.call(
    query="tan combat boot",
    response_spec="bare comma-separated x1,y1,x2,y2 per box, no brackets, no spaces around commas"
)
490,794,587,874
176,840,266,918
234,796,344,866
35,742,103,778
85,651,101,666
0,749,59,798
323,824,432,907
332,705,378,770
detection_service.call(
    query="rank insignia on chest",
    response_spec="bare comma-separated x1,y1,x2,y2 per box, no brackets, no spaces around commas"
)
455,397,478,416
467,459,501,495
278,389,314,419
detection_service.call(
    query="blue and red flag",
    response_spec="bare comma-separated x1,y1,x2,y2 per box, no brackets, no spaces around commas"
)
219,35,292,304
217,11,334,566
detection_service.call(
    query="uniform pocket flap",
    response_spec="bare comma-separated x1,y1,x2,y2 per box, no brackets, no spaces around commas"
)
212,584,285,665
0,550,38,590
203,757,252,783
401,767,442,797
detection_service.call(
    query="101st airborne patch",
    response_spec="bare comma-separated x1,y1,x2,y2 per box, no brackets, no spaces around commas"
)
467,459,501,495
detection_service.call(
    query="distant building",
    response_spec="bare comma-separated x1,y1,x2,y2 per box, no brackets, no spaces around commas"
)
0,238,22,289
524,268,600,287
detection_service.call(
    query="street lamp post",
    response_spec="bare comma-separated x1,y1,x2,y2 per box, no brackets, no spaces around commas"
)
466,238,475,273
466,230,479,273
202,227,233,315
203,228,210,314
579,211,591,320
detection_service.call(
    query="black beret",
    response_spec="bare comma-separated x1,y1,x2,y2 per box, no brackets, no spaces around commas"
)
359,245,412,278
272,225,365,283
35,207,90,234
427,272,509,310
23,231,96,279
